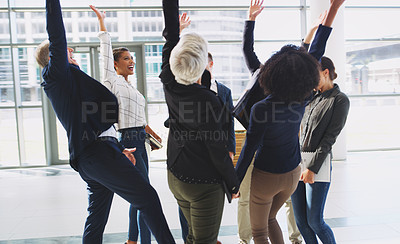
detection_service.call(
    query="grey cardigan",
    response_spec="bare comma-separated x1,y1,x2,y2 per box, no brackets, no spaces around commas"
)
300,84,350,173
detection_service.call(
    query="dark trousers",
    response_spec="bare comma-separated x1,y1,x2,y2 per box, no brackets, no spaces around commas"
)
168,170,224,244
77,139,175,244
120,128,151,243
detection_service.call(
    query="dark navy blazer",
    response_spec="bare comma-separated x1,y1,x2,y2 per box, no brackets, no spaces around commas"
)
41,0,119,170
216,81,236,154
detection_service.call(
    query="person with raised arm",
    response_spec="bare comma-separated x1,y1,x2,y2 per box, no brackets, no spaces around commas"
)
291,56,349,244
89,5,164,244
234,0,346,243
35,0,175,243
160,0,239,243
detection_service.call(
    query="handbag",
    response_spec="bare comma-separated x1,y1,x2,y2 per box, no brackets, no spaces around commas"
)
300,152,331,182
232,69,266,129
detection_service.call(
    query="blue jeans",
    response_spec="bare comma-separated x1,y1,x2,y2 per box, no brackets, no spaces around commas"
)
120,128,151,244
77,139,175,244
291,180,336,244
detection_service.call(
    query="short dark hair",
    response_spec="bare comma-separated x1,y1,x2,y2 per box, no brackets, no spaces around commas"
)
321,56,337,81
208,52,213,63
258,45,320,103
112,47,130,62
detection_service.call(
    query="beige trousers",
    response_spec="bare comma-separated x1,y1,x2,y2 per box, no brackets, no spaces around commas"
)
237,161,254,243
285,198,302,243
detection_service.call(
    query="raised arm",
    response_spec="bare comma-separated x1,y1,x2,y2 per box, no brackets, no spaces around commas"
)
46,0,69,78
90,5,106,32
159,0,180,86
308,0,345,61
161,0,180,69
90,5,117,87
243,0,264,74
302,10,327,51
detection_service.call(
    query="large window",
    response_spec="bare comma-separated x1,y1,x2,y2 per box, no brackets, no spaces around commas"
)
1,1,399,167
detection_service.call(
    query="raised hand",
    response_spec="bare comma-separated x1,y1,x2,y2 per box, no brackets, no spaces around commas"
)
323,0,346,27
249,0,264,21
314,10,328,29
303,10,328,45
179,12,191,34
89,5,107,31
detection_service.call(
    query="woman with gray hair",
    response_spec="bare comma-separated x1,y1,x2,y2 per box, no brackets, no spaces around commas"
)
160,0,239,243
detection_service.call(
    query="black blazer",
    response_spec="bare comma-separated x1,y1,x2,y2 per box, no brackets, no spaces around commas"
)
160,0,239,194
41,0,119,170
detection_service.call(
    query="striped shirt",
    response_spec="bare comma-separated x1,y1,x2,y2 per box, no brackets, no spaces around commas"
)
98,31,146,130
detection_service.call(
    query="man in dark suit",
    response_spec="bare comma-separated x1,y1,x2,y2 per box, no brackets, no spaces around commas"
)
205,52,236,161
36,1,175,243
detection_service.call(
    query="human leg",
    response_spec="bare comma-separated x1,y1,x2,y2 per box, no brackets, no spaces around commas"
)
291,181,318,244
78,169,114,244
237,162,253,243
305,182,336,244
284,198,302,244
168,170,224,244
267,166,301,244
168,171,193,244
179,207,189,243
78,140,175,244
249,168,276,244
121,128,152,244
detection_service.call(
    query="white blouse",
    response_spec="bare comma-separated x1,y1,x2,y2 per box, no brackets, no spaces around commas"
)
98,31,147,130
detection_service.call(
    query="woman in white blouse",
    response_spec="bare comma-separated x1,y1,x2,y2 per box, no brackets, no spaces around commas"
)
90,5,161,244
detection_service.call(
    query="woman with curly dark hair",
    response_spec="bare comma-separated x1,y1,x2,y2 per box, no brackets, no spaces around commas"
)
235,0,345,243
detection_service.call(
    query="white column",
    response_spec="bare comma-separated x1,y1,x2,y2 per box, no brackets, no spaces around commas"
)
310,0,347,160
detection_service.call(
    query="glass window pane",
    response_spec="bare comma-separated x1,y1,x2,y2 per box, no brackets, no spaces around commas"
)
0,12,10,44
18,47,42,105
345,41,400,95
145,44,163,102
56,120,69,161
0,47,14,105
20,108,46,166
11,0,300,7
345,9,400,39
347,96,400,150
0,109,19,167
254,10,301,40
179,10,246,41
15,12,47,43
346,0,400,6
208,44,248,100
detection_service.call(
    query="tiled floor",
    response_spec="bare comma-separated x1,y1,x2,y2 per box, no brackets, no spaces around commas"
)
1,150,400,243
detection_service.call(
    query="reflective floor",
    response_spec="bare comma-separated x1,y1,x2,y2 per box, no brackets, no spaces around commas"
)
1,150,400,244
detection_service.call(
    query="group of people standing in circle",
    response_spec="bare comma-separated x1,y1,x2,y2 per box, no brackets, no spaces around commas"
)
37,0,349,243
